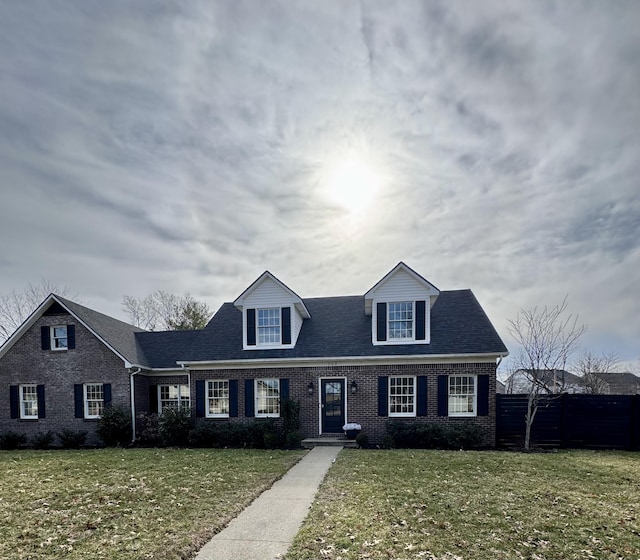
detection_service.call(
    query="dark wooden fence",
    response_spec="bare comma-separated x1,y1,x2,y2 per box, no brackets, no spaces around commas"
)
496,394,640,450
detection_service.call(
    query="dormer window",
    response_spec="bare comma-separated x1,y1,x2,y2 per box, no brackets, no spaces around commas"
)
365,262,439,346
258,308,281,345
234,270,311,350
388,302,413,340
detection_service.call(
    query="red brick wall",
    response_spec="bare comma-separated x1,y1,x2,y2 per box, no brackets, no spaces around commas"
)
190,361,497,446
0,312,131,446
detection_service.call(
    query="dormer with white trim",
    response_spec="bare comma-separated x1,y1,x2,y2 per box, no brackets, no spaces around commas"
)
365,262,440,345
234,272,311,351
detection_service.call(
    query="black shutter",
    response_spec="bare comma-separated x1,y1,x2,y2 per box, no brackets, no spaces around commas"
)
10,386,19,419
67,325,75,349
437,375,448,416
376,303,387,342
415,301,426,341
37,385,46,418
417,376,428,416
195,380,205,417
149,385,158,414
41,326,50,350
280,378,289,400
103,384,112,408
74,384,84,418
246,309,256,346
378,376,388,416
281,307,291,345
477,375,489,416
229,380,238,417
245,379,255,417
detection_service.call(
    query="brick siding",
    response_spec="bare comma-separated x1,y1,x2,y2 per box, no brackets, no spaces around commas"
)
190,362,497,446
0,312,131,446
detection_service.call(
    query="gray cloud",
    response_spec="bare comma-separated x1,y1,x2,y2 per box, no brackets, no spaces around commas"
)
0,0,639,365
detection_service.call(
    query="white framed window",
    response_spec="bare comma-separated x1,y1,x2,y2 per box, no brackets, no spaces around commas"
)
50,325,68,350
158,384,190,413
388,302,413,340
448,375,477,417
20,384,38,419
84,383,104,419
255,378,280,417
206,380,229,418
257,308,281,345
389,376,416,417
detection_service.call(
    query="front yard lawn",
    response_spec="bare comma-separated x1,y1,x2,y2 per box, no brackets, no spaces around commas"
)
286,449,640,560
0,448,304,560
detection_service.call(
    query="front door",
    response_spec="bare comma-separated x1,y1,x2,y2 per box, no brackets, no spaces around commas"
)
321,379,345,433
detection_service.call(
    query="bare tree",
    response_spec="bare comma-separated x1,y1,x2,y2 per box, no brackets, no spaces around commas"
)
508,297,586,450
122,291,211,331
574,350,620,394
0,280,78,343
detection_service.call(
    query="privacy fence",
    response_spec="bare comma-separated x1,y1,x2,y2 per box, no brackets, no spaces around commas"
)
496,394,640,450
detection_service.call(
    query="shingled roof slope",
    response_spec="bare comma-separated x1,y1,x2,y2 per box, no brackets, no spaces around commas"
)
56,296,149,366
173,289,507,365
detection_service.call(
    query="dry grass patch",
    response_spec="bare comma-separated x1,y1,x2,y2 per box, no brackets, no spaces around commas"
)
286,449,640,560
0,448,304,560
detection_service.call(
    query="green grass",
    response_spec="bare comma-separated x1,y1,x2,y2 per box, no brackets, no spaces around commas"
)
286,450,640,560
0,448,304,560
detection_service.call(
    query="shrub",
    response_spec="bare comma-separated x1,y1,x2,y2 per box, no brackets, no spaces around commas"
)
97,405,132,447
355,432,369,449
385,421,486,449
0,431,27,450
58,429,87,449
158,407,193,447
31,431,56,450
136,412,161,446
285,431,302,449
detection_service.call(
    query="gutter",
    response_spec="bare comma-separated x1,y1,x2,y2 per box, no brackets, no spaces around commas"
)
177,351,509,370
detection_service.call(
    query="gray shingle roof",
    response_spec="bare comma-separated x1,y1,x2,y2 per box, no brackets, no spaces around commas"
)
56,296,149,366
135,290,507,367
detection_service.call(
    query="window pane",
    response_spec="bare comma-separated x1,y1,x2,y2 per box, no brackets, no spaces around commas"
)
388,302,413,339
160,384,189,412
21,385,38,418
257,308,281,344
52,326,68,349
256,378,280,416
389,376,415,415
85,383,104,418
207,380,229,416
448,376,476,415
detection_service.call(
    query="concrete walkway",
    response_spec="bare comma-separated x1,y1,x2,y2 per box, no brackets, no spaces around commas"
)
195,446,342,560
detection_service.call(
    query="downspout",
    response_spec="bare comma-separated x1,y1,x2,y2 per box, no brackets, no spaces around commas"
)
180,363,191,408
129,367,142,443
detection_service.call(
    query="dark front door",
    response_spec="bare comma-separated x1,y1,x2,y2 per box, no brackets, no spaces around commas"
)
321,379,345,433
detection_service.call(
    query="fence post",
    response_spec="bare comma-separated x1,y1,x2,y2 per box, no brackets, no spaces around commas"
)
632,394,640,451
560,393,569,449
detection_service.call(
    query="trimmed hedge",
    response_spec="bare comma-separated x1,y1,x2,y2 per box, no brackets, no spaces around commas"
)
385,420,486,449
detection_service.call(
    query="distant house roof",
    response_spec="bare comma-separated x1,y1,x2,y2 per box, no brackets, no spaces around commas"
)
167,290,508,367
506,369,584,394
588,372,640,394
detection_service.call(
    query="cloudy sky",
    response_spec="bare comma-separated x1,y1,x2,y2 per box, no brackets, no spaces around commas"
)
1,1,638,369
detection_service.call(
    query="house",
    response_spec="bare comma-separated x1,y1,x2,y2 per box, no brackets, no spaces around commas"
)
0,262,508,446
504,369,584,394
583,372,640,395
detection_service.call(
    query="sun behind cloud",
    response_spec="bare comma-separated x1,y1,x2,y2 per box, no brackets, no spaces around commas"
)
323,156,384,215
